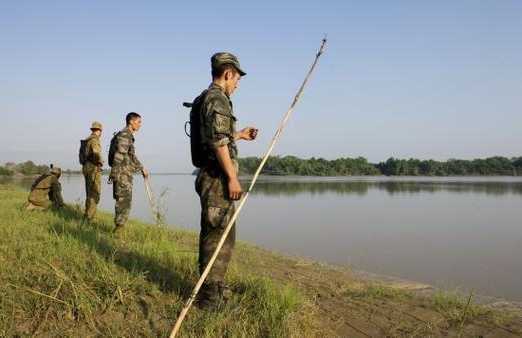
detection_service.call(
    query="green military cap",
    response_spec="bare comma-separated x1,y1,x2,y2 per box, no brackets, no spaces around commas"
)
90,121,103,131
211,52,246,76
50,166,62,176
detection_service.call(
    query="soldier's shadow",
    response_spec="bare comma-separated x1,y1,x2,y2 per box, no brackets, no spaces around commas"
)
51,204,90,222
50,206,193,297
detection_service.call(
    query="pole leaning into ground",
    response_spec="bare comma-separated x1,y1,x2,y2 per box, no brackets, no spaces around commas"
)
144,177,158,223
169,37,327,338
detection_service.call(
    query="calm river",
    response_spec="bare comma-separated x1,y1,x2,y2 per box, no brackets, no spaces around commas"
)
5,175,522,301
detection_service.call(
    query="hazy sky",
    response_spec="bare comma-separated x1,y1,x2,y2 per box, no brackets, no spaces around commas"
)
2,1,521,172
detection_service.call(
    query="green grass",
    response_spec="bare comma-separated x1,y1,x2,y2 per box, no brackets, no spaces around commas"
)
430,291,508,327
343,283,413,301
0,185,309,337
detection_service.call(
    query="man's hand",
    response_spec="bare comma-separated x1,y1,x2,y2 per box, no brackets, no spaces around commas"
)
142,168,150,179
237,127,258,141
215,145,241,200
228,177,242,200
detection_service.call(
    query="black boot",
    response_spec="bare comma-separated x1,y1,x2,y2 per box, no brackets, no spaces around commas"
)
196,282,220,309
217,282,233,302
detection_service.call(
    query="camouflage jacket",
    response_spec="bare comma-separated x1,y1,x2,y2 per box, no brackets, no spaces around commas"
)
83,133,103,167
110,127,143,177
28,173,64,206
200,83,238,166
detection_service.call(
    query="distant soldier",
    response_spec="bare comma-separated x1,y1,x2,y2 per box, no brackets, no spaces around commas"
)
109,112,149,234
193,52,257,306
80,121,104,221
26,166,64,210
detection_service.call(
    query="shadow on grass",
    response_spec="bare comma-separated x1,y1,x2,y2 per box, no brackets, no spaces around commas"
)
52,204,100,225
49,205,194,297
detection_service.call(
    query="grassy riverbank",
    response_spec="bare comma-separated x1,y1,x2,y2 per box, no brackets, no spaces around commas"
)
1,185,521,337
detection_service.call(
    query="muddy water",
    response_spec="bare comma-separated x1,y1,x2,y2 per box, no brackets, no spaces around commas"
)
4,175,522,301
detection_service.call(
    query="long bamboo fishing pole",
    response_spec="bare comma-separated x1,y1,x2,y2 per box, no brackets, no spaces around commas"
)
169,37,327,338
144,177,159,224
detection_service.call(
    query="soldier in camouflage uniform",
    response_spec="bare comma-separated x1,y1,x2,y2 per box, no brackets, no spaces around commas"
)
195,52,258,306
82,121,104,220
26,166,64,210
110,112,149,233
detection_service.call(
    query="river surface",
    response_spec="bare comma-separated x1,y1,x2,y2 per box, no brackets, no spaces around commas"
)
4,174,522,301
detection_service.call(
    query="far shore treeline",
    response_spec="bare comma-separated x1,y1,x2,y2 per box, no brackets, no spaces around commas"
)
0,161,109,177
2,156,522,177
238,155,522,176
0,161,50,177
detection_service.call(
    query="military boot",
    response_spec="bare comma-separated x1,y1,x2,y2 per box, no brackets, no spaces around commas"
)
196,282,220,309
113,224,125,238
217,282,233,302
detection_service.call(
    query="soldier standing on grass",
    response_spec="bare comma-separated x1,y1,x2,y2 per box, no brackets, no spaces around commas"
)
194,52,258,307
81,121,104,221
26,166,64,210
109,112,149,234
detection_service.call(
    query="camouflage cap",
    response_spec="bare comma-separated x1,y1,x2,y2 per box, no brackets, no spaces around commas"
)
50,166,62,176
90,121,103,131
211,52,246,76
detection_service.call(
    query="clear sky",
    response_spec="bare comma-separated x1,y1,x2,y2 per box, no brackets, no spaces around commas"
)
1,1,521,172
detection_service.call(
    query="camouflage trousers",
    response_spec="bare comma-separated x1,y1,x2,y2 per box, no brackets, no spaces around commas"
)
112,172,133,227
195,167,236,299
83,164,101,220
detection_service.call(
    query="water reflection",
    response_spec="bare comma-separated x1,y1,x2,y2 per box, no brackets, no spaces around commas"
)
248,179,522,196
5,175,522,197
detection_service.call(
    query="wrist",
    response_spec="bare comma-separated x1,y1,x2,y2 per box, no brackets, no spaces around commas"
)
226,173,238,182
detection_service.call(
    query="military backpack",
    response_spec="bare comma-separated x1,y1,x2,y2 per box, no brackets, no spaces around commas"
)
184,90,208,168
79,139,88,165
108,131,121,167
